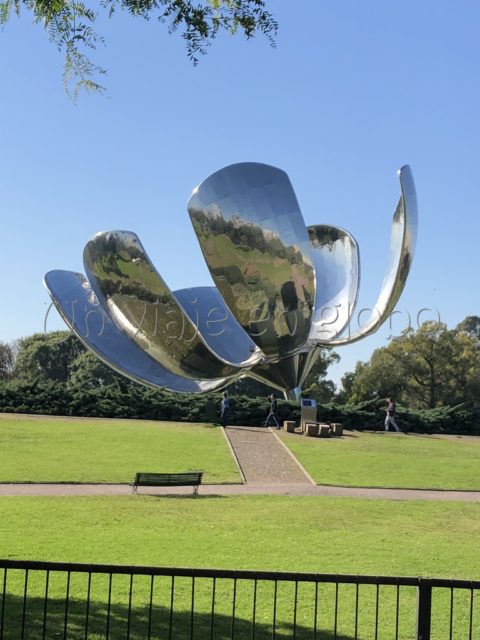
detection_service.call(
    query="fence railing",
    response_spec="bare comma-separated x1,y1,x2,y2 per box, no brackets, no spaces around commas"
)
1,559,479,639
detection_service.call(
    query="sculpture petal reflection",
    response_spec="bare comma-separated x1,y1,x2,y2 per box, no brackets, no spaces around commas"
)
307,225,359,343
247,347,321,401
44,270,232,392
46,163,417,400
188,162,315,361
83,230,246,380
173,286,263,368
327,165,417,346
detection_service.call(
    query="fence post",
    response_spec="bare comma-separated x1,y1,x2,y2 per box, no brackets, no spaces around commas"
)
416,580,432,640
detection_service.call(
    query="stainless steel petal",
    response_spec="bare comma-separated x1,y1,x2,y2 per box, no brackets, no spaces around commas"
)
44,270,232,392
307,225,359,343
188,162,315,360
247,348,320,400
82,230,246,380
328,165,418,346
173,286,264,368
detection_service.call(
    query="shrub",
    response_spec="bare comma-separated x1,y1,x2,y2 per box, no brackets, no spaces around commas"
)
0,380,478,435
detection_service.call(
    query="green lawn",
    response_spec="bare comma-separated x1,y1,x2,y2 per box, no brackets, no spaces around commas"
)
1,416,479,638
0,414,240,483
280,430,480,490
1,494,479,577
2,414,480,490
1,495,479,639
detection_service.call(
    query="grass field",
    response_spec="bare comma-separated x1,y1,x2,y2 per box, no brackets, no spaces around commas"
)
1,412,480,638
1,494,479,576
0,414,240,483
280,430,480,490
1,495,479,639
2,414,480,490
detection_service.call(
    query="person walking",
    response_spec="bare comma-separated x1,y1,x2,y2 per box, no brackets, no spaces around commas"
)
220,391,230,427
265,393,280,429
385,397,401,432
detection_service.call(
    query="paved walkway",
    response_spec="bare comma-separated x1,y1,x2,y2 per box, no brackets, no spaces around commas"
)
0,482,479,501
223,426,313,484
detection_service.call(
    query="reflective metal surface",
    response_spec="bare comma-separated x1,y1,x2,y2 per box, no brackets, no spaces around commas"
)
247,347,320,401
44,270,232,392
46,163,418,400
83,230,246,380
307,225,359,343
188,162,315,360
173,286,263,368
328,165,418,345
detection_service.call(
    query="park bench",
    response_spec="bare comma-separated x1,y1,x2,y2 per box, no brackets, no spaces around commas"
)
132,472,204,495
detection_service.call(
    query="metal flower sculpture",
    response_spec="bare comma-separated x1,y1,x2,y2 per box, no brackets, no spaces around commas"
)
44,163,417,399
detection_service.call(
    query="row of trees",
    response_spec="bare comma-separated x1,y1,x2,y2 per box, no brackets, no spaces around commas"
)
0,377,478,435
0,329,339,398
340,317,480,409
1,317,480,408
0,315,479,432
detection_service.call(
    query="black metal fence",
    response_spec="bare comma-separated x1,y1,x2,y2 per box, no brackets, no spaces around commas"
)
0,560,479,639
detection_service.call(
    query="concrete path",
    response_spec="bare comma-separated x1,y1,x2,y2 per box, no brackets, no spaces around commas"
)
223,425,314,484
0,483,479,501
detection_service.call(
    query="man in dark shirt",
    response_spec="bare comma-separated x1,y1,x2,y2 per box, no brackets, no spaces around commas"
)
265,393,280,429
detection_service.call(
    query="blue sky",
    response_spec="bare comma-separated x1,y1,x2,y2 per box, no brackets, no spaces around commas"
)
1,1,479,386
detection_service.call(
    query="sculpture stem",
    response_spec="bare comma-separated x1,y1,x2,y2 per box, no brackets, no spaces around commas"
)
284,387,301,401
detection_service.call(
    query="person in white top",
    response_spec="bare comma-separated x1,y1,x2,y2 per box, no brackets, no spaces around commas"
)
385,397,401,432
220,391,229,427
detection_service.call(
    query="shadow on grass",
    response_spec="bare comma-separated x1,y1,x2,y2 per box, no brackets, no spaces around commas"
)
1,593,355,640
144,494,224,500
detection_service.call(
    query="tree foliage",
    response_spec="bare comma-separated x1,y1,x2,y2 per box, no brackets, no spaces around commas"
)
8,329,339,401
0,328,342,422
68,349,127,387
0,0,277,96
13,331,85,381
301,348,340,403
0,341,16,380
226,375,277,398
2,316,480,434
1,378,479,434
343,318,480,409
457,315,480,342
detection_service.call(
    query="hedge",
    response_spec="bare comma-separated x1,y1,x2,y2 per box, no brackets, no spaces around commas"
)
0,380,479,435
